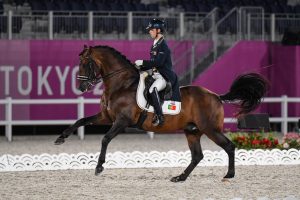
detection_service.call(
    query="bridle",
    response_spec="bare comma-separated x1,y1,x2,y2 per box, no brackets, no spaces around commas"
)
77,56,127,88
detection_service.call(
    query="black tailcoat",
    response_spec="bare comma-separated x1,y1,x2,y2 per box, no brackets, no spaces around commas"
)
141,37,181,101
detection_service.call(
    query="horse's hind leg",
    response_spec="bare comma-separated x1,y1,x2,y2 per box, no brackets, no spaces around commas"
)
54,114,100,145
171,131,203,182
206,130,236,179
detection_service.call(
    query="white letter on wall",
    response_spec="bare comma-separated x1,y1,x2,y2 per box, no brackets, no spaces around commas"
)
0,66,14,96
38,66,53,95
72,66,81,95
93,82,103,95
55,66,70,95
18,66,32,96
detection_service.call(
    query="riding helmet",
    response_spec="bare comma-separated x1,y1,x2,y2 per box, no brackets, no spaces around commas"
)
146,19,166,33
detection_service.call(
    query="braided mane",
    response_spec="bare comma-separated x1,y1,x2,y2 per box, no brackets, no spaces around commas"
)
94,45,134,67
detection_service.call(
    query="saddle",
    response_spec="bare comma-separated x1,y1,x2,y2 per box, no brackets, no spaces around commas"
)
136,72,181,115
143,75,173,106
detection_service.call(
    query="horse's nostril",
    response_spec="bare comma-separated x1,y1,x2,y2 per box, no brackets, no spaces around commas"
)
78,83,86,92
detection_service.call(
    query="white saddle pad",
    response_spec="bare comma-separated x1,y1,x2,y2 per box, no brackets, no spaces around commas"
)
136,72,181,115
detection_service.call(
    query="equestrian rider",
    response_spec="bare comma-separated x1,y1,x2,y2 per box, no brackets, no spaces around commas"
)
135,18,181,127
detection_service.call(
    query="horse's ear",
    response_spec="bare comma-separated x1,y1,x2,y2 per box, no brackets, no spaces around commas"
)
79,45,89,56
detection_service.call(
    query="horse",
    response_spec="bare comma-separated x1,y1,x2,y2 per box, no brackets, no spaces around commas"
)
54,45,269,182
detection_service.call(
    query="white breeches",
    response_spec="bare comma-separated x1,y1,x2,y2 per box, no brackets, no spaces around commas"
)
149,72,167,93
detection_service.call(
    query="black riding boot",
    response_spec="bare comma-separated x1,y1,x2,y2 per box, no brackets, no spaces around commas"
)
150,88,164,126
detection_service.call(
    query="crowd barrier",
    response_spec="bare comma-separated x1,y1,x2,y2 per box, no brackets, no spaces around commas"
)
1,96,299,142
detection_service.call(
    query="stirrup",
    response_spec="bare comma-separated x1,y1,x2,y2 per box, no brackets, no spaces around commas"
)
152,115,164,126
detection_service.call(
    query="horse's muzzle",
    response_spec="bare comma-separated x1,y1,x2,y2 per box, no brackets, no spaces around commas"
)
78,81,90,92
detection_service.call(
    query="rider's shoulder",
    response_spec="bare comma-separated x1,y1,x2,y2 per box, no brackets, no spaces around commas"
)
159,40,169,48
161,41,170,52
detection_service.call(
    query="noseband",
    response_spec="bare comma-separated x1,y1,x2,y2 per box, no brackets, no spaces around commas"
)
77,57,127,87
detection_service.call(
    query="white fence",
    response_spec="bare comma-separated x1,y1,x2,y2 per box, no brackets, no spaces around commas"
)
1,149,300,172
0,96,300,142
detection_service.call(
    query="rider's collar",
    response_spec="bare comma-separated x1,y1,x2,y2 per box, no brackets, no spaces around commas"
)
153,36,164,48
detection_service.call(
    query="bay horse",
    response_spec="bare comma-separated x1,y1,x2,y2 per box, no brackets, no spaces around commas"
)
55,45,268,182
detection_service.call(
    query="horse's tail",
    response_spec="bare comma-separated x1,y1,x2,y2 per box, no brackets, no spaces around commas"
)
219,73,269,117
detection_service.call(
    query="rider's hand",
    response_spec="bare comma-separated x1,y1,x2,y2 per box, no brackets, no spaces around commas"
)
135,60,143,69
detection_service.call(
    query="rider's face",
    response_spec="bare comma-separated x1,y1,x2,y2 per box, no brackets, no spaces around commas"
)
149,28,160,39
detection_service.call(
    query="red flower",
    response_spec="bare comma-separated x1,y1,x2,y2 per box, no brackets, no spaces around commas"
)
237,136,246,141
252,139,260,145
262,138,269,144
267,141,272,147
274,139,279,145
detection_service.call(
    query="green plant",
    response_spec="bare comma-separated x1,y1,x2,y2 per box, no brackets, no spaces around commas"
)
282,132,300,149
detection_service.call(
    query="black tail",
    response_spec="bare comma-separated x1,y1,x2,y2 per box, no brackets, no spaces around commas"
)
219,73,269,117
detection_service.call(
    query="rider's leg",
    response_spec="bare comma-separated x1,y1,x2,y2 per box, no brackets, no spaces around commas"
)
149,73,167,92
149,74,166,126
150,87,164,126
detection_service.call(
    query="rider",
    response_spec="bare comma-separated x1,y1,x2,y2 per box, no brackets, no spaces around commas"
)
135,18,181,127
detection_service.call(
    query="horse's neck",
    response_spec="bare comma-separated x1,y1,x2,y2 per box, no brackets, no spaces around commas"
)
102,69,138,97
98,48,139,95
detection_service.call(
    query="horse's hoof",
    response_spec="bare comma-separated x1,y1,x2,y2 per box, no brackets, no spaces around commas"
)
170,175,186,183
95,166,104,176
223,173,235,179
222,178,231,183
54,137,65,145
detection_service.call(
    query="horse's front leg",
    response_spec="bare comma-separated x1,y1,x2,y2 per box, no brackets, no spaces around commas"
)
95,119,129,175
54,112,110,145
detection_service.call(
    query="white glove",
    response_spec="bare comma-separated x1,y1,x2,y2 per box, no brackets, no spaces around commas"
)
135,60,143,67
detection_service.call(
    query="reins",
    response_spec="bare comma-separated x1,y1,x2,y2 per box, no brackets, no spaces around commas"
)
77,56,128,86
101,68,128,80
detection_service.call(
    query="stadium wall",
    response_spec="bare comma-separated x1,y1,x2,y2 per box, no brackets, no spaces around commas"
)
1,40,298,123
193,41,300,118
0,40,211,121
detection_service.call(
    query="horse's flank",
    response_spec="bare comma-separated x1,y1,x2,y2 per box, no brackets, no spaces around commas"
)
139,85,224,133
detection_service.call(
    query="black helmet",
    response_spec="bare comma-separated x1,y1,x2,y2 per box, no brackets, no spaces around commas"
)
146,19,166,33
